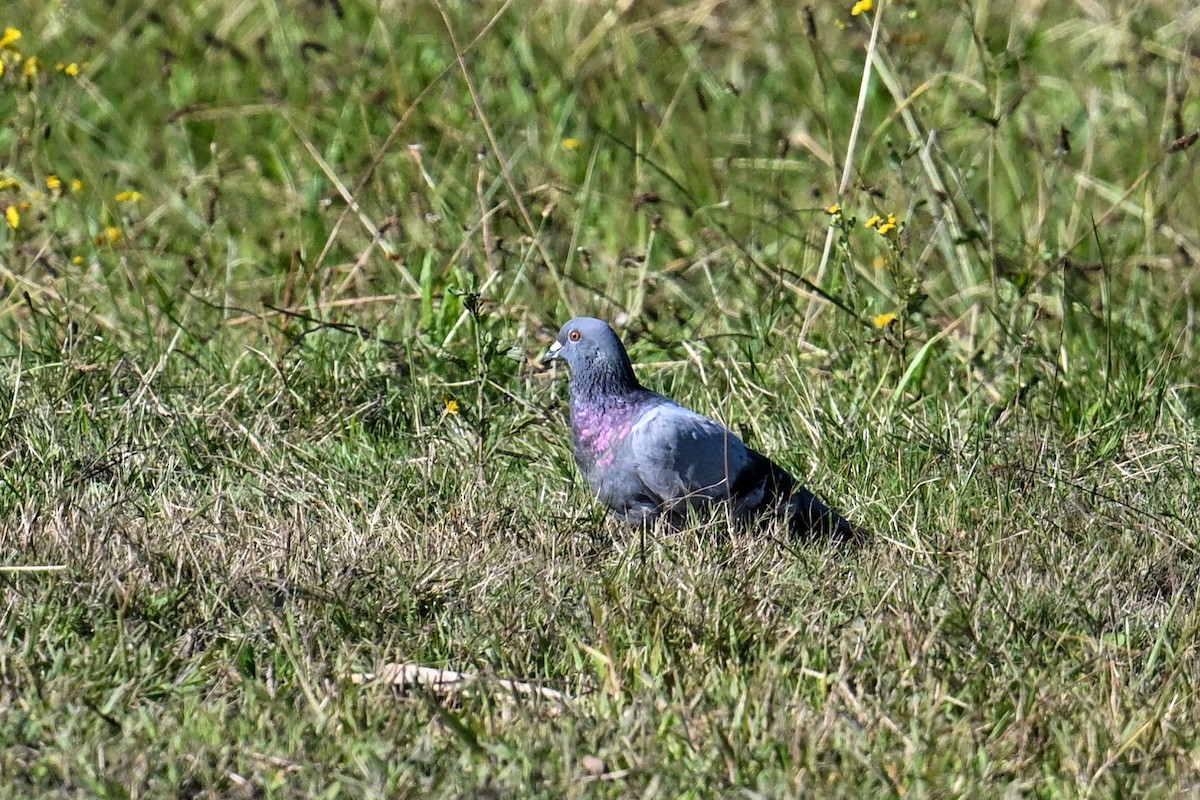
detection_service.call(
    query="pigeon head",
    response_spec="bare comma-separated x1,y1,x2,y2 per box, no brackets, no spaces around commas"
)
543,317,641,398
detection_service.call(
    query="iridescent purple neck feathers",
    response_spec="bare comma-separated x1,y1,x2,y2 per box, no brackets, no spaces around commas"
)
570,388,660,468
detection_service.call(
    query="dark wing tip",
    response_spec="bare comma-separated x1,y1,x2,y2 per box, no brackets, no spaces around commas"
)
787,486,871,545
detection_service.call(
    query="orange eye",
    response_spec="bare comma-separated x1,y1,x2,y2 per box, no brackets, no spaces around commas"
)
568,330,581,342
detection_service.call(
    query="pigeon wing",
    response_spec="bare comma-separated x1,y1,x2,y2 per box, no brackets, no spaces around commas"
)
626,402,752,507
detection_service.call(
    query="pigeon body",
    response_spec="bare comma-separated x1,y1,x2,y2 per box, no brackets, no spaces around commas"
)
543,317,866,541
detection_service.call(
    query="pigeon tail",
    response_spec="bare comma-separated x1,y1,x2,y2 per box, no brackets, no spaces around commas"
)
732,451,866,543
786,486,869,543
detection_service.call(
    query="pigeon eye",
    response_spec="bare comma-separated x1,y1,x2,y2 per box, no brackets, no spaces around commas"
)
568,330,581,342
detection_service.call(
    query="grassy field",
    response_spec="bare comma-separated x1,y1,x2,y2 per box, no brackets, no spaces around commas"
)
2,0,1199,796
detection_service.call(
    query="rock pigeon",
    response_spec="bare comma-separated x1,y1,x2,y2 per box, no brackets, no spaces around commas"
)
542,317,867,542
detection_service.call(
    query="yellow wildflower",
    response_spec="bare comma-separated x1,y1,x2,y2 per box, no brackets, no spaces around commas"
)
445,398,461,415
115,190,142,203
72,255,83,265
826,204,841,215
0,28,20,49
851,0,873,16
46,175,62,191
70,179,84,192
22,55,38,79
95,226,121,245
865,215,881,228
877,222,896,235
873,312,898,329
562,137,580,151
0,177,19,191
4,205,18,229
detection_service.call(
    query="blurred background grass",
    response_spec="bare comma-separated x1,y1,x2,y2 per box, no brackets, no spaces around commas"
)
1,0,1199,797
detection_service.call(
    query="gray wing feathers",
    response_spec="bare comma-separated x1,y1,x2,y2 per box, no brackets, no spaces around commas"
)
628,403,751,505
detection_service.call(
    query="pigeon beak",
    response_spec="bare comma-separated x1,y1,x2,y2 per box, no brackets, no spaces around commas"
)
541,340,563,366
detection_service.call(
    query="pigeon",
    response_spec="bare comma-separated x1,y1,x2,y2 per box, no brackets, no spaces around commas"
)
542,317,867,542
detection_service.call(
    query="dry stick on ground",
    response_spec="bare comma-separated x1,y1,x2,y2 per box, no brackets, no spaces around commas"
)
351,663,574,711
0,565,67,572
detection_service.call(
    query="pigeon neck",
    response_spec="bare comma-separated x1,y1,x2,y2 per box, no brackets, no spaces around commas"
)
569,359,642,406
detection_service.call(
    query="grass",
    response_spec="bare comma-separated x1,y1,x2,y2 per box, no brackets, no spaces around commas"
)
1,0,1198,796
